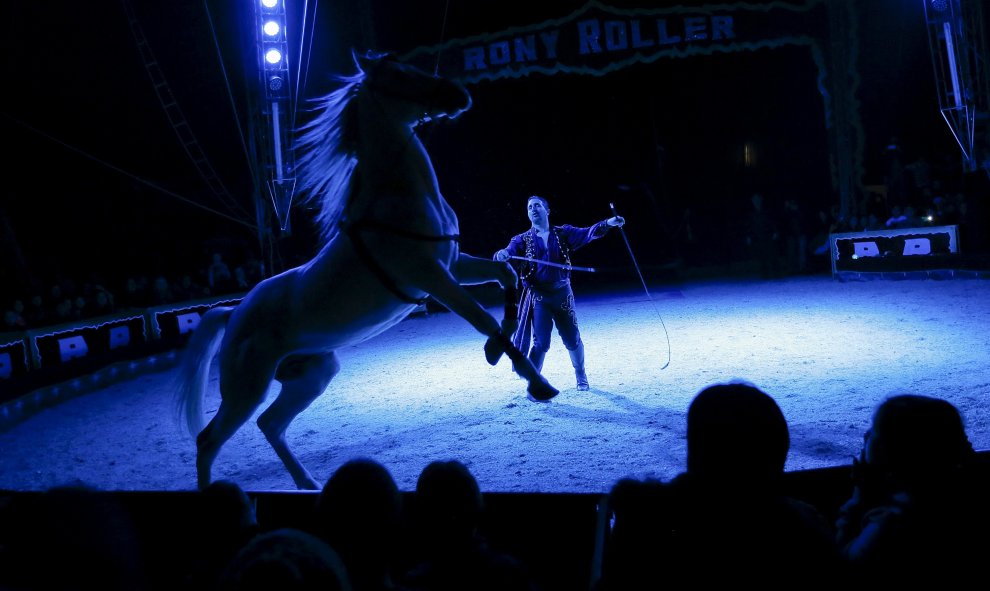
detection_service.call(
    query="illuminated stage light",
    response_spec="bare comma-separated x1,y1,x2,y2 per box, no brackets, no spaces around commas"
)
253,0,295,229
265,48,282,65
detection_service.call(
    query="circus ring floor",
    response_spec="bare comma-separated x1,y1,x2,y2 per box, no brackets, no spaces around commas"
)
2,272,988,495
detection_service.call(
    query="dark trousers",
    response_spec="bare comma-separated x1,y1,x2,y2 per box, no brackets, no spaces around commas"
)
529,281,582,354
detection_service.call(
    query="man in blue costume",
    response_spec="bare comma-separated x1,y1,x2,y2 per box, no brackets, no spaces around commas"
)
494,195,624,391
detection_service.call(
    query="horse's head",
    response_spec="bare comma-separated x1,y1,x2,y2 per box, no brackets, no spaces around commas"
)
295,51,471,242
354,50,471,125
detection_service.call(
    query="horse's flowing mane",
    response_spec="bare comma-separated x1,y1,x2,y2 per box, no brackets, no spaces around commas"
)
294,70,365,242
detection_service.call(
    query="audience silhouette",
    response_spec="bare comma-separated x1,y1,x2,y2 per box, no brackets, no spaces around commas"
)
313,458,409,591
217,527,351,591
744,193,782,278
2,389,988,590
400,460,541,591
181,479,262,590
594,382,845,589
1,243,265,332
207,252,235,294
834,394,990,586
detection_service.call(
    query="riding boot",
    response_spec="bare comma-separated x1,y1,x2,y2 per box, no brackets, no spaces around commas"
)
568,343,589,391
528,349,546,374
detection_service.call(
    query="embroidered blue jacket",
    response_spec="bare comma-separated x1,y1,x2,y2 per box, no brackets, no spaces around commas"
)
501,221,610,289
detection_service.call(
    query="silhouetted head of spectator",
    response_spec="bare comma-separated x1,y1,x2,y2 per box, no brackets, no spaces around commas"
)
3,309,20,330
686,382,789,484
315,457,402,564
199,479,259,535
183,479,261,589
55,298,73,320
865,394,974,485
219,528,351,591
23,293,47,326
94,289,113,311
414,459,484,544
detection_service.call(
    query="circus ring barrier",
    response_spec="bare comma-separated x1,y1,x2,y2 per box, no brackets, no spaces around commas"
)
0,295,431,432
829,225,965,280
0,295,243,431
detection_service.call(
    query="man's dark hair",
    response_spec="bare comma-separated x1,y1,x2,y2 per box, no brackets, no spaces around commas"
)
527,195,549,208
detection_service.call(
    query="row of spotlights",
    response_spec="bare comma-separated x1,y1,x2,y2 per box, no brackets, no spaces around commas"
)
260,0,285,69
259,0,287,94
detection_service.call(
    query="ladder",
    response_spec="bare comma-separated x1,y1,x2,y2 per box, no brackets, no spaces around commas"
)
120,0,249,220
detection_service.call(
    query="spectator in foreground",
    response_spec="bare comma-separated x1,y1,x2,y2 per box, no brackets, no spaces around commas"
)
313,458,409,591
218,527,351,591
835,394,990,585
400,459,541,591
596,382,844,589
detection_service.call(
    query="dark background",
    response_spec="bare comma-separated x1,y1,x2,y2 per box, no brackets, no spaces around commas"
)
0,0,972,300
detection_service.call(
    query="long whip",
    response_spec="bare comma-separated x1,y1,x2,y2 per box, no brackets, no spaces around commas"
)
610,202,671,370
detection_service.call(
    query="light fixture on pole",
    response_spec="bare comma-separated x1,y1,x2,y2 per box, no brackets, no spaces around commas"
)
254,0,295,230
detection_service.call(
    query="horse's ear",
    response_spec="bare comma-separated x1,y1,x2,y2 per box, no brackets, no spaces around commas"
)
352,48,368,73
352,49,389,74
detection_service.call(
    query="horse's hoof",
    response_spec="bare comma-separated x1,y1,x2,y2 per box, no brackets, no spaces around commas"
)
484,336,505,365
527,379,559,402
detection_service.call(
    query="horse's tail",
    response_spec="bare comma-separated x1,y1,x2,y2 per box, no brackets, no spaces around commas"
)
173,306,234,437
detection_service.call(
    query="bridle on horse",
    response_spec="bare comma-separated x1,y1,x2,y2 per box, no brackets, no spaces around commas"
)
344,217,459,305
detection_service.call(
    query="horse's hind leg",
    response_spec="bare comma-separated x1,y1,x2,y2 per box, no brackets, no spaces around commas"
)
197,370,271,490
259,352,340,490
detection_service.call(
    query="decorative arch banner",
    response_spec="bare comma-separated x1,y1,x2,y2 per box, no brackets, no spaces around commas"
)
400,0,864,220
401,0,829,84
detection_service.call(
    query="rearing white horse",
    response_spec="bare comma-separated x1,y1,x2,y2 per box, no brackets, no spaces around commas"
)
174,51,557,491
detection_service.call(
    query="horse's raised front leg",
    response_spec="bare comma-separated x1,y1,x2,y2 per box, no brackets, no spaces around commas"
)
450,254,519,365
416,259,558,401
260,352,341,490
